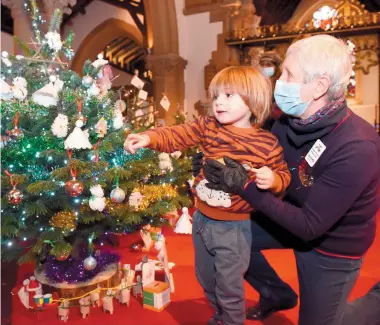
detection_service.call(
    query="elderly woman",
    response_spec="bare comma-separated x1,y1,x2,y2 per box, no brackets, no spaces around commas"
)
199,35,380,325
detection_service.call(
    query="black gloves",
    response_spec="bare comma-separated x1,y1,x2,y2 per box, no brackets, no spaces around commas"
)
191,152,204,177
203,157,249,195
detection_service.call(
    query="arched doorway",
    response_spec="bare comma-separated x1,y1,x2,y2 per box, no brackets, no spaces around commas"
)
71,0,186,125
70,18,143,73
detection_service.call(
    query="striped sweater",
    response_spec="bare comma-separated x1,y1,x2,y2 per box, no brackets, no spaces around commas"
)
145,116,291,221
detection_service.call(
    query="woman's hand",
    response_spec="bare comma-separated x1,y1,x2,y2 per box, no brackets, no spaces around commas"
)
203,157,249,195
191,152,204,177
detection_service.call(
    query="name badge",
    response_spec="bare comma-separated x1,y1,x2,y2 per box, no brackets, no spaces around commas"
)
305,139,326,167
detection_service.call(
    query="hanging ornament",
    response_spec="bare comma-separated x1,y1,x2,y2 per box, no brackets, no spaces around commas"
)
32,76,62,107
110,174,125,203
64,100,92,150
50,211,76,230
8,187,23,205
4,170,23,204
158,152,173,173
115,99,126,112
92,53,108,69
0,79,13,101
95,117,107,138
110,188,125,203
89,184,106,211
55,252,69,261
12,77,28,101
82,75,93,88
65,156,84,197
83,255,97,271
97,65,113,97
65,177,84,197
87,83,100,97
128,191,144,210
1,51,12,67
44,31,62,51
6,112,23,140
113,110,124,130
51,113,69,138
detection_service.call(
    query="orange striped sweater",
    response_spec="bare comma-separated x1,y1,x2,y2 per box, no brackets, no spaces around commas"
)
144,116,291,221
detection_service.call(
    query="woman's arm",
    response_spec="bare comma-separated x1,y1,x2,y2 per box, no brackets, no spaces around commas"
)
204,141,378,241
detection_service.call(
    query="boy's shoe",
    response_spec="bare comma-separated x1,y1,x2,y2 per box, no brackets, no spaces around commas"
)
207,312,223,325
207,318,223,325
246,299,297,321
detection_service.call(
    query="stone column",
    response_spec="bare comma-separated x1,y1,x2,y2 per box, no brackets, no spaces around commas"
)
2,0,76,54
146,53,187,125
2,0,34,54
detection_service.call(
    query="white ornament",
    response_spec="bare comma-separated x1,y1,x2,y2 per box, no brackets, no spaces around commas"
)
110,187,126,203
82,75,93,88
87,83,100,97
0,79,13,101
83,256,97,271
129,191,144,210
51,114,69,138
12,77,28,101
102,289,114,314
32,77,63,107
115,99,126,112
64,120,92,150
158,152,173,173
174,207,192,234
16,55,24,60
113,110,124,130
1,51,12,67
13,76,27,89
45,32,62,51
89,184,106,211
92,53,108,69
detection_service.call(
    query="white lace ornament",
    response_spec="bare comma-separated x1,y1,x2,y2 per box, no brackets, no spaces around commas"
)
64,119,92,150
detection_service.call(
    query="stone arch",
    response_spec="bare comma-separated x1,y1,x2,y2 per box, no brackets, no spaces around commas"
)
70,18,143,73
71,0,184,124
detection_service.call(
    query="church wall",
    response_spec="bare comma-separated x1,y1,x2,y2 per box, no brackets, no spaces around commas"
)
175,0,222,118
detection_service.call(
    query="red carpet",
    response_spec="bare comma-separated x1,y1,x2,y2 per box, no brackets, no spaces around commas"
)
10,210,379,325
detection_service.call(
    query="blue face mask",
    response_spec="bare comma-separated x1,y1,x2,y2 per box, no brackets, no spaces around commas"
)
274,80,312,117
261,67,275,78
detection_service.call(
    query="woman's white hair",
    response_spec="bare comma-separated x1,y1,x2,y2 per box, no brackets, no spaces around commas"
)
287,35,353,100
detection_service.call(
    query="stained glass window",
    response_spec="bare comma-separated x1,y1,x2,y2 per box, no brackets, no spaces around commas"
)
312,5,338,30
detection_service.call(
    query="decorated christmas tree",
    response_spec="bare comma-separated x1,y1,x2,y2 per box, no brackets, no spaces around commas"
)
1,0,192,284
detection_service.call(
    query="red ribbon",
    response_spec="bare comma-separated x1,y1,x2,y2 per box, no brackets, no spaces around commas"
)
67,150,76,178
4,170,17,187
93,139,102,162
14,112,20,128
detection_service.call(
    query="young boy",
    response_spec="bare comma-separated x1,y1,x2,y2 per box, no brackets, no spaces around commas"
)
124,66,291,325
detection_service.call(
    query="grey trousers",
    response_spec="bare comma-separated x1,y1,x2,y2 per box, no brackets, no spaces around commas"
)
342,281,380,325
192,210,252,325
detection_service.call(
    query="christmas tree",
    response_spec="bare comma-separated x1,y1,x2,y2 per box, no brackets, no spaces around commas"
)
1,0,192,284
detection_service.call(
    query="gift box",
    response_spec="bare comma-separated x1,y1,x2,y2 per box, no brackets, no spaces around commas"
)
143,281,170,312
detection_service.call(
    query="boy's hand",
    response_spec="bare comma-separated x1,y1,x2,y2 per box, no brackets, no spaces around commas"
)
124,134,150,154
251,166,274,190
